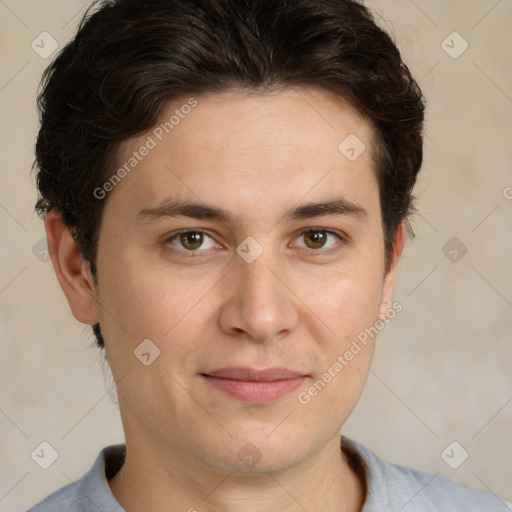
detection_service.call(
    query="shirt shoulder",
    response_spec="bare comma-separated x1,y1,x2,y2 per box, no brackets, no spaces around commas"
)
342,437,512,512
27,444,126,512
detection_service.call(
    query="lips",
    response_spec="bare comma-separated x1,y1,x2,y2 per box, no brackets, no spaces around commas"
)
201,366,307,403
204,367,304,381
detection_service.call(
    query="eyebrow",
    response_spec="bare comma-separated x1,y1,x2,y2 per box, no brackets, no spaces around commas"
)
135,197,367,225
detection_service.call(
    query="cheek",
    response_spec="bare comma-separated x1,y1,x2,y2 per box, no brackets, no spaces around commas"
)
296,274,381,428
298,255,384,393
304,260,385,341
95,253,221,358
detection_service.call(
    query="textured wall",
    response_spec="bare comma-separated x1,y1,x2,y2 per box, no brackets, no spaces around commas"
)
0,0,510,510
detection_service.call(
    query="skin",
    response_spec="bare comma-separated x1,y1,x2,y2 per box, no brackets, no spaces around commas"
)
45,86,404,512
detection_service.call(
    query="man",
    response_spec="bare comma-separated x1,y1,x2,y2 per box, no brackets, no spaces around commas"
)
29,0,511,510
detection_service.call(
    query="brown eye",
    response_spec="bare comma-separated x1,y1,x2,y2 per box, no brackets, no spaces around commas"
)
179,231,204,250
292,229,343,253
166,230,217,252
303,230,329,249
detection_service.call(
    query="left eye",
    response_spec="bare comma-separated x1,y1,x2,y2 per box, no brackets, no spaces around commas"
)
292,229,342,251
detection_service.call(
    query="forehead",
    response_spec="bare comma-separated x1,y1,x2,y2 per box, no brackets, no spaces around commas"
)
107,87,379,226
153,87,371,157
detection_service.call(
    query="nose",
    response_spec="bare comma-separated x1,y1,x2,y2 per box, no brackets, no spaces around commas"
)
217,249,299,343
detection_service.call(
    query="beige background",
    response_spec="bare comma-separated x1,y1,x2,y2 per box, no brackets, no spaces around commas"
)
1,0,511,510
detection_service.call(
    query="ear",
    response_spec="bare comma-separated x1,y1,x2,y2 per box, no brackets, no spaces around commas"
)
378,223,405,321
44,210,99,325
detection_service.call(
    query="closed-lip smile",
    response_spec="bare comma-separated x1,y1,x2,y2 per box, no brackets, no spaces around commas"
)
201,366,307,403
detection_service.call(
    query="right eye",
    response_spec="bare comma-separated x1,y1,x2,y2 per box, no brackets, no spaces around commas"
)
164,229,221,254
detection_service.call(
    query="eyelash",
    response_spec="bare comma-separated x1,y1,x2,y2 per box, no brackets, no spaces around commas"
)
163,228,347,258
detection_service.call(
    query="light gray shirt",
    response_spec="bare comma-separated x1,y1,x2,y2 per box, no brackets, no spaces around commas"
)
27,437,512,511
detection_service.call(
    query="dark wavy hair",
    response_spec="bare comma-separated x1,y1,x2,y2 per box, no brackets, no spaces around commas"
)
34,0,425,350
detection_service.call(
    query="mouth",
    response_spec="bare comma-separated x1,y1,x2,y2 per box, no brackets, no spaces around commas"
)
201,367,308,404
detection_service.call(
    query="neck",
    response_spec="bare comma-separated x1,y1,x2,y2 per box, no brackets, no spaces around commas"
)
108,434,366,512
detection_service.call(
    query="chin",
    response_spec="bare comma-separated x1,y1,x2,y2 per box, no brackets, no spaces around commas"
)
198,427,311,476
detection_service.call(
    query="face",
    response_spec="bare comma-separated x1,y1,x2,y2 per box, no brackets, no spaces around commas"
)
89,87,399,474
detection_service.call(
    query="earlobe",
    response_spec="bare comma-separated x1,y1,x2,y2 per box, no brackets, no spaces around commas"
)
378,223,405,321
44,210,99,325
